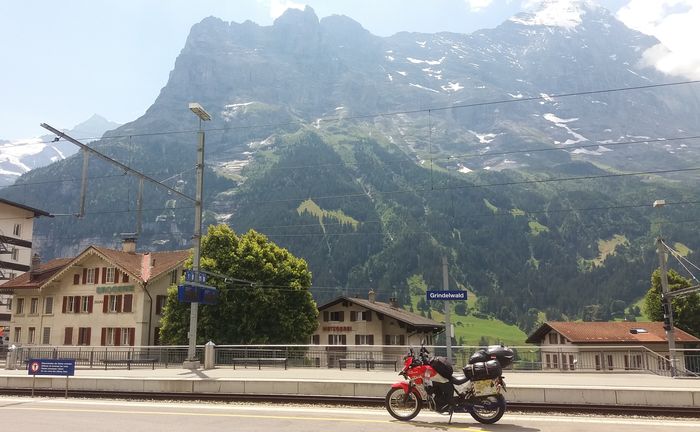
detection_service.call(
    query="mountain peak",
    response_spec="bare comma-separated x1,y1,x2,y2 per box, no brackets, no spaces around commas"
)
273,5,319,28
510,0,602,29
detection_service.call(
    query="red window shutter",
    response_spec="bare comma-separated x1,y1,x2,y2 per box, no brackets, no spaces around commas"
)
101,328,106,346
368,335,374,345
62,296,67,313
355,334,360,345
74,296,81,313
88,296,93,313
85,328,91,346
102,267,107,284
350,311,356,321
115,295,122,312
82,268,87,284
64,327,73,345
129,328,135,346
115,270,120,284
73,274,79,285
114,328,121,346
103,295,109,313
94,268,100,284
323,311,329,322
123,273,129,283
123,294,133,313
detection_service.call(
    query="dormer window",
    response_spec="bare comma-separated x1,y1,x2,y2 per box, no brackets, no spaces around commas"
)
548,333,558,344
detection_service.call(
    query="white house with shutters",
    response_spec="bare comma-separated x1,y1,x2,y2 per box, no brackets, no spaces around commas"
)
2,238,188,347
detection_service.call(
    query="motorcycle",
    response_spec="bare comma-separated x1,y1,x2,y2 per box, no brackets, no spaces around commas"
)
385,344,513,424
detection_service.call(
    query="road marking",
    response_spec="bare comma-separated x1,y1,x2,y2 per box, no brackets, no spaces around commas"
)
0,406,483,431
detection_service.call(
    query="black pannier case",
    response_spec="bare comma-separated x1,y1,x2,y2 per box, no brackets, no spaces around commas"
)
486,345,515,368
469,350,489,364
430,356,454,378
463,359,502,380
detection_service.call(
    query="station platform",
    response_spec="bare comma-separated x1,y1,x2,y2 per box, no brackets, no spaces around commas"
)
1,366,699,408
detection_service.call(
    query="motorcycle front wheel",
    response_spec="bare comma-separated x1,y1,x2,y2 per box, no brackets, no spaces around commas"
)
385,387,422,421
469,394,506,424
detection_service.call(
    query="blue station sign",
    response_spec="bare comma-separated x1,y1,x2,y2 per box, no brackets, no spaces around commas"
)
27,359,76,376
178,284,219,305
427,290,467,301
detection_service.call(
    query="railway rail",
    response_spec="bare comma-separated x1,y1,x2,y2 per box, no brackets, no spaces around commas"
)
1,388,699,418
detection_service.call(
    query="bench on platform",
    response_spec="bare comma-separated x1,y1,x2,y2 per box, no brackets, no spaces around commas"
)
101,358,157,370
339,358,397,371
231,357,287,370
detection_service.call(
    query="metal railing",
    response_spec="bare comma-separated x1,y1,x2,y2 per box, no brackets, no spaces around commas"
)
3,344,698,377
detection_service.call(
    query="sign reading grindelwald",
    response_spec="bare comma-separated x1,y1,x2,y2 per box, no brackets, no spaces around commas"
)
427,290,467,301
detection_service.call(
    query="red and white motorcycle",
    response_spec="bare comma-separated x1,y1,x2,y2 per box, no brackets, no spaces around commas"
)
385,344,513,424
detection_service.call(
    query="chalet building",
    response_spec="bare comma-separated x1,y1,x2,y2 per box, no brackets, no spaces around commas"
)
2,238,188,347
312,291,444,367
527,321,700,373
0,198,51,344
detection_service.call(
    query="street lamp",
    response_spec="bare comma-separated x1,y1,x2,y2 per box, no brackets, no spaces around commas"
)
184,102,210,368
653,199,677,376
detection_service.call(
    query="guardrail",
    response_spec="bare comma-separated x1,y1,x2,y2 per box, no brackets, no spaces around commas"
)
3,344,698,376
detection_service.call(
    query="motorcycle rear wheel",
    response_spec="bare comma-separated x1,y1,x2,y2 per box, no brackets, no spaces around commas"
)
469,394,506,424
385,387,422,421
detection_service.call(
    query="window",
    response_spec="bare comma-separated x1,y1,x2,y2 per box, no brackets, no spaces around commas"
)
607,355,614,371
105,267,115,283
64,296,78,313
122,273,129,283
552,354,559,369
328,334,346,345
14,327,21,343
42,327,51,345
109,295,120,312
121,328,132,346
28,327,36,344
16,298,24,315
545,354,551,369
351,310,372,321
81,296,91,313
329,311,344,321
568,354,575,371
595,355,601,371
385,335,405,345
355,334,374,345
548,333,558,344
559,334,567,344
155,295,167,315
170,270,179,284
30,298,39,315
10,248,19,261
73,274,80,285
311,334,320,345
105,328,116,346
86,268,96,284
44,297,53,315
78,327,91,345
13,223,22,236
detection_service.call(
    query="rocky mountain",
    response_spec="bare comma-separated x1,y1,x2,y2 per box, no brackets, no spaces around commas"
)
3,1,700,330
0,114,120,186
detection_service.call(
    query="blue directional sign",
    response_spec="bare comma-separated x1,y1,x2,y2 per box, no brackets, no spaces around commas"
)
178,284,199,303
178,284,219,305
185,270,207,283
199,287,219,305
427,290,467,301
27,359,75,376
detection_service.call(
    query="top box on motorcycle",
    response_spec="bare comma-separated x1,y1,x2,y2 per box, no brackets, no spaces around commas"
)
486,345,514,368
429,356,454,378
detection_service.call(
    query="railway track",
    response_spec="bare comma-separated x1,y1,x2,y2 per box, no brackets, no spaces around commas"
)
1,388,699,418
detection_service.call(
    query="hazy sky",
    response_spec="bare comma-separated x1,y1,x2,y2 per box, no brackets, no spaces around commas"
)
1,0,697,140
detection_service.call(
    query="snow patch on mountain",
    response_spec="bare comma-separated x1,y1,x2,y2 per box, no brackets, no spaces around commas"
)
510,0,598,30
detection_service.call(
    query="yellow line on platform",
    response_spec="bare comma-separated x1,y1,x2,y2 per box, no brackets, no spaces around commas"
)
2,406,483,431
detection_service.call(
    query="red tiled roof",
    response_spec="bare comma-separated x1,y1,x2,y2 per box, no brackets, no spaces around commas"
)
1,247,189,290
527,321,700,344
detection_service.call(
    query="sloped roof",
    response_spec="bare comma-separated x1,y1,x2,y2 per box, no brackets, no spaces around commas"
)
526,321,700,344
0,198,51,217
2,246,189,291
319,296,444,331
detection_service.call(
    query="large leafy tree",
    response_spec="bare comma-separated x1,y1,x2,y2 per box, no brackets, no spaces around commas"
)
644,269,700,337
160,224,318,344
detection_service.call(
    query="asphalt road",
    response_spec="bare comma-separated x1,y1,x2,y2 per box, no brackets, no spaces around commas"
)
1,397,698,432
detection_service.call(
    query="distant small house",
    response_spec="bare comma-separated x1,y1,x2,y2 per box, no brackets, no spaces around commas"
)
527,321,700,374
312,291,444,368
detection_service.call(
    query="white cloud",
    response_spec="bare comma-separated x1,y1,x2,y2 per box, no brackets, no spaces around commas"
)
466,0,494,12
617,0,700,79
268,0,306,19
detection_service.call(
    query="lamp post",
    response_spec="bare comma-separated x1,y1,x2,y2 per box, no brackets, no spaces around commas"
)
653,199,677,376
185,102,211,368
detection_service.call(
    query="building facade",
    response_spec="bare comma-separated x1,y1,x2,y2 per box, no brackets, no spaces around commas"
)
311,292,444,367
0,198,51,345
526,321,700,373
2,239,188,347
